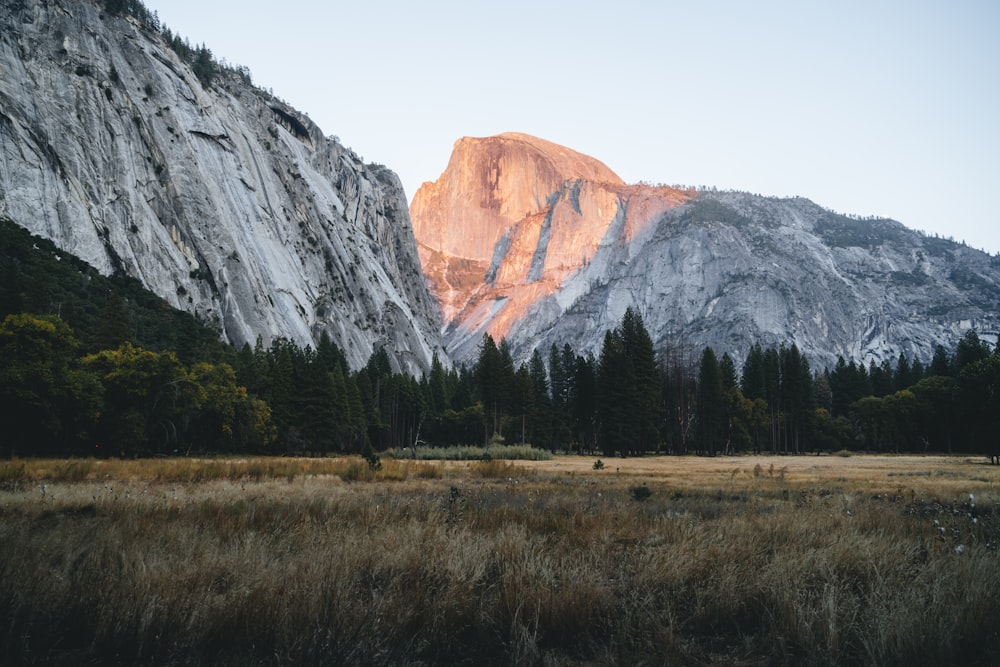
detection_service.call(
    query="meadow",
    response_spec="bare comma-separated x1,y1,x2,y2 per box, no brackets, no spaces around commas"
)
1,453,998,665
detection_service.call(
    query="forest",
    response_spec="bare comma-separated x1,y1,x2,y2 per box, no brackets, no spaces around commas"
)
2,217,999,459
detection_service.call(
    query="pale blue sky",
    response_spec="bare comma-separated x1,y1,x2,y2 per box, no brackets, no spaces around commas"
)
146,0,1000,254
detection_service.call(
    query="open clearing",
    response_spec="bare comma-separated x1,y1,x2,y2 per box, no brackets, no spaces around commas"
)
523,453,1000,494
1,453,998,665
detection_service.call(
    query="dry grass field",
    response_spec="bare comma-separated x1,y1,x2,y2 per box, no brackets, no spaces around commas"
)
1,453,998,665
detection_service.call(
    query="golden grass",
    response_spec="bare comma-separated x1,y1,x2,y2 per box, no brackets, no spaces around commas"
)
0,455,456,486
1,454,998,665
526,453,1000,495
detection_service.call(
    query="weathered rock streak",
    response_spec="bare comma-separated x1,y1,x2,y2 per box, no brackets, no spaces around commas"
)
0,0,442,373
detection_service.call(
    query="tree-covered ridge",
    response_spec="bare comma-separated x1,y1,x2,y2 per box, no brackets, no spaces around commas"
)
0,218,232,363
0,217,230,364
815,211,911,249
99,0,252,89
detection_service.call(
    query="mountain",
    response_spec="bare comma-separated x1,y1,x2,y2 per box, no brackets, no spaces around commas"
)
411,132,1000,368
0,0,442,374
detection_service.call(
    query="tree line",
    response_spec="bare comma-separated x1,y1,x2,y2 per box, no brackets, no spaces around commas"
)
3,306,999,459
3,217,999,459
431,312,1000,460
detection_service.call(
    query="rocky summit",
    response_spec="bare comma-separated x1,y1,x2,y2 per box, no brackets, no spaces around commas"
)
411,132,1000,368
0,0,442,374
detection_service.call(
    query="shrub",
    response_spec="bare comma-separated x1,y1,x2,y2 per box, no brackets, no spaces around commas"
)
363,443,382,472
630,484,652,501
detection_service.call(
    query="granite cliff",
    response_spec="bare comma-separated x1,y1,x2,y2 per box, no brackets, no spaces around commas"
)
0,0,442,374
412,133,1000,368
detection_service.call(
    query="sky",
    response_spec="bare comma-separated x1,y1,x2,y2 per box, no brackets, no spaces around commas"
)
145,0,1000,254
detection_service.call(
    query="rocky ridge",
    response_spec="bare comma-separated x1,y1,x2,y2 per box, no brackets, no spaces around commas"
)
412,133,1000,368
0,0,442,374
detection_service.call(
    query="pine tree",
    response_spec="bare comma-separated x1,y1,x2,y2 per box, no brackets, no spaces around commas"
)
513,363,533,445
695,347,725,456
955,331,992,372
741,343,766,400
597,329,632,456
620,308,663,453
929,344,952,377
427,352,450,416
661,348,695,454
779,344,814,454
547,345,565,449
528,349,552,448
763,346,782,452
894,353,913,390
573,353,598,453
476,334,503,443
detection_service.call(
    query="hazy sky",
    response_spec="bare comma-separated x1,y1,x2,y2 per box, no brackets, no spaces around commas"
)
145,0,1000,254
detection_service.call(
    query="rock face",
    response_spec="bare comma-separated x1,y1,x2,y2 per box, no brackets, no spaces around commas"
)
412,133,1000,368
410,133,631,321
0,0,442,374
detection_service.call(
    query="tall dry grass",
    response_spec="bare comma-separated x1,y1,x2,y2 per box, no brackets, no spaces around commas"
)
0,456,447,486
1,455,998,665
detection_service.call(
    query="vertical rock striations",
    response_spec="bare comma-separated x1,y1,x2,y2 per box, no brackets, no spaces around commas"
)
0,0,442,374
411,133,1000,368
411,132,692,361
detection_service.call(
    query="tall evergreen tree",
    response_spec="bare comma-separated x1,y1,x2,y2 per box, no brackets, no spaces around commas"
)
512,363,533,445
573,353,598,453
719,353,738,392
476,334,504,442
955,331,992,372
620,308,663,452
870,359,895,397
661,349,695,454
497,339,517,440
909,375,957,452
695,347,725,456
894,353,913,390
957,355,1000,459
763,346,782,451
929,344,952,377
528,349,552,448
597,329,633,456
741,343,766,401
548,344,570,449
427,352,450,416
782,344,814,454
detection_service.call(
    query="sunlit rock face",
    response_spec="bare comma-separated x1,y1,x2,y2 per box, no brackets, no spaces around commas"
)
0,0,442,374
412,133,1000,368
411,132,692,361
410,133,630,320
